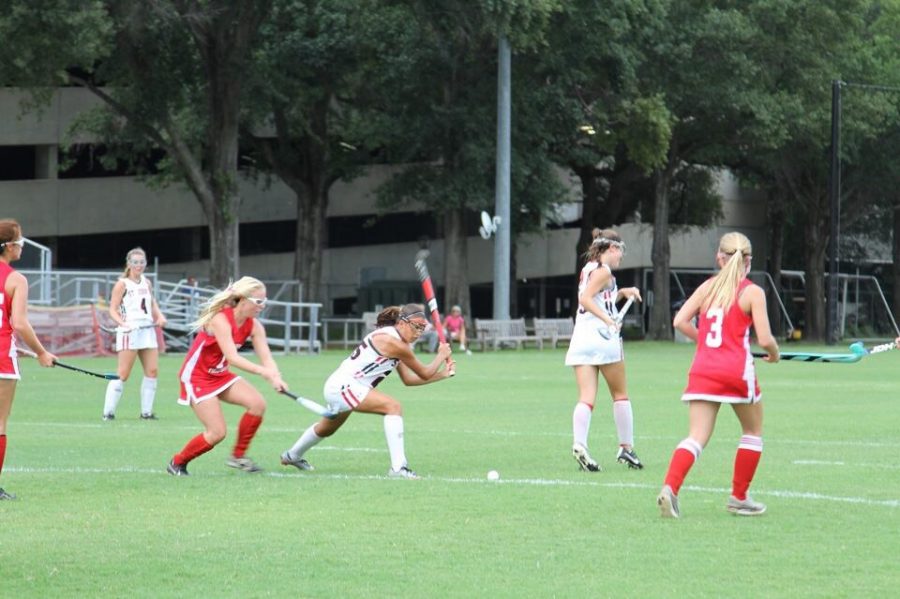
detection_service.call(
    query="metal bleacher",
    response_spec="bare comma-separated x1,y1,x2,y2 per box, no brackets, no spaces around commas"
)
22,259,323,354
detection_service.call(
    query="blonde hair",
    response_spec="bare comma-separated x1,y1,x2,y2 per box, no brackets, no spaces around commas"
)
584,228,623,263
192,276,265,331
122,247,146,278
375,303,427,328
702,232,752,312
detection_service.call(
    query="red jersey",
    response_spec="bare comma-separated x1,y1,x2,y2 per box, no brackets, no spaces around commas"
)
178,307,255,404
682,278,760,403
0,261,19,379
444,314,464,334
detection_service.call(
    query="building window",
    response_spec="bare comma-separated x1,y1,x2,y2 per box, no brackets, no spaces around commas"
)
0,146,37,180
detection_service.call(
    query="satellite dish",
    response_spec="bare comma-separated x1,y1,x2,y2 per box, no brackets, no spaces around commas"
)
479,210,501,240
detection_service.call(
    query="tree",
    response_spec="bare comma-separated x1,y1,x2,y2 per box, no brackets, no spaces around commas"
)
370,0,563,317
732,0,900,341
527,0,673,278
0,0,272,285
243,0,370,304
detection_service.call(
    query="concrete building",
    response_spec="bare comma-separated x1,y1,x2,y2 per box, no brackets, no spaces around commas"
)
1,88,768,317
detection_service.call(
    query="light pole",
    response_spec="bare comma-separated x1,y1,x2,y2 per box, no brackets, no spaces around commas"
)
493,34,511,319
826,80,842,345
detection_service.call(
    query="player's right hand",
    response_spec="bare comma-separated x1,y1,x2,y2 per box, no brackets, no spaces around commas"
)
37,350,57,368
436,343,452,361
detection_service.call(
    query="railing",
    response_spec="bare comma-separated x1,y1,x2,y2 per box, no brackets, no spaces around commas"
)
20,270,323,354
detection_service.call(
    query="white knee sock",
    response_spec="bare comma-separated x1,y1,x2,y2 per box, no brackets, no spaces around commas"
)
613,399,634,447
287,425,323,460
140,377,157,416
103,380,124,416
573,402,593,447
383,415,407,471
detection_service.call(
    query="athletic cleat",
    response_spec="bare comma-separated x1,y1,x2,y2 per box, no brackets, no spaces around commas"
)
0,487,17,500
140,413,159,420
726,494,767,516
226,455,263,473
657,485,680,518
280,451,314,471
167,459,189,476
616,446,644,470
387,466,420,479
572,443,601,472
102,413,115,421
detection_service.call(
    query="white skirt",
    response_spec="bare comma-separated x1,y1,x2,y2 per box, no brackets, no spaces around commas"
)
116,326,159,352
564,323,623,366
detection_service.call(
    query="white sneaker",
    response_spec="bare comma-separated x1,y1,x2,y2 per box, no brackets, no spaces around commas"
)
657,485,680,518
226,455,263,473
280,451,314,471
572,443,601,472
388,466,420,479
726,494,767,516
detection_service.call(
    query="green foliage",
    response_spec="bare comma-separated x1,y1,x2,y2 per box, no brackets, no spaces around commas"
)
369,1,567,232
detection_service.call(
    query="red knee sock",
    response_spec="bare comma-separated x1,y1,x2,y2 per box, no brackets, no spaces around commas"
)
232,413,263,458
173,433,215,466
732,435,763,500
663,438,703,495
0,434,6,476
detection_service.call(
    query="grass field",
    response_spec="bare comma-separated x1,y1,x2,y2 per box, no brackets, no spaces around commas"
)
2,342,899,597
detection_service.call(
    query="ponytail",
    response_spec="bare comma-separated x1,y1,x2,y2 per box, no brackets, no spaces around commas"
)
191,276,264,331
702,232,752,312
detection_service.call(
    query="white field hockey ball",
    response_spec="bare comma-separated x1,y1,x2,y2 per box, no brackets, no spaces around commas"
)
487,470,500,481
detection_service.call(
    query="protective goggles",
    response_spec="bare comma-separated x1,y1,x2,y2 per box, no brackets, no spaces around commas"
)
593,238,626,255
245,296,268,307
0,238,25,249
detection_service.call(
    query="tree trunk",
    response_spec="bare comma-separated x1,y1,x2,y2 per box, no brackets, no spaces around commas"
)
766,189,786,336
571,165,599,317
444,208,470,318
802,198,829,341
648,165,674,340
208,209,239,286
893,203,900,321
292,182,327,305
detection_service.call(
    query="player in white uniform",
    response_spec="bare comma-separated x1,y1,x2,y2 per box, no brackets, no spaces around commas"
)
565,230,643,472
280,304,454,479
102,248,167,421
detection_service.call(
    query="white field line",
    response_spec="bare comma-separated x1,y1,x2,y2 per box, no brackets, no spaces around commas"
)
792,459,900,470
5,466,898,508
14,421,900,449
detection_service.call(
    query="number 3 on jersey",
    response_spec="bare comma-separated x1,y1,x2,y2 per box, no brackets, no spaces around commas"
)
704,307,724,348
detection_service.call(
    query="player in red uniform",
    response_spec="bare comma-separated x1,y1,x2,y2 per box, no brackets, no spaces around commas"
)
658,232,779,518
167,276,286,476
0,219,57,500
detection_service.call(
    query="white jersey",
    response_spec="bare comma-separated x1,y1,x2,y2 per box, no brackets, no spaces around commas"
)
574,262,619,325
119,275,155,326
566,261,623,366
323,326,403,412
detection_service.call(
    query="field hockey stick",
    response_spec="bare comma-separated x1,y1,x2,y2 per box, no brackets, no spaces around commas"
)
414,249,455,376
614,296,636,326
597,296,636,340
849,341,898,358
751,350,862,364
279,389,337,419
99,323,160,334
17,347,120,379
